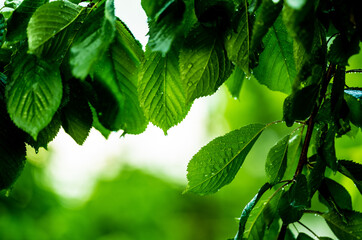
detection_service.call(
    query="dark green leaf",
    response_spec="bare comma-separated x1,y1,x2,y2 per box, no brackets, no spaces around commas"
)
141,0,169,19
185,124,266,195
319,178,352,212
323,210,362,240
5,0,47,41
0,100,26,190
328,35,360,66
139,47,187,134
338,160,362,194
225,66,245,100
283,84,319,127
27,1,83,57
26,112,61,151
180,24,233,104
317,123,338,171
265,134,289,185
344,88,362,128
243,189,283,239
296,233,313,240
61,81,92,145
0,14,5,47
70,0,116,79
90,105,111,139
91,20,147,134
225,0,250,74
5,54,62,140
147,0,185,54
234,183,271,240
306,154,326,198
283,128,303,180
278,174,309,224
254,15,296,94
331,66,345,123
250,0,283,51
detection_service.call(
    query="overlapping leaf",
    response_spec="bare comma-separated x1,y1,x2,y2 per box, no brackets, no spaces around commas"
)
70,0,116,79
225,66,245,100
5,54,62,140
338,160,362,194
139,47,187,134
180,24,233,104
323,210,362,240
254,16,296,94
185,124,265,195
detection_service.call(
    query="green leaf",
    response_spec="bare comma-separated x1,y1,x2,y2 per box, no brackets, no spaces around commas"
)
27,1,83,57
338,160,362,194
180,24,233,104
323,210,362,240
331,66,345,123
70,0,116,80
139,47,188,134
283,84,319,127
318,124,338,171
328,35,360,66
90,105,111,139
141,0,169,19
0,100,26,190
5,0,47,41
185,124,266,195
344,88,362,128
0,14,5,47
26,112,61,151
296,233,313,240
254,15,296,94
265,134,289,185
5,54,62,140
319,178,352,212
147,0,185,55
243,189,283,239
250,0,283,51
225,66,245,100
225,0,250,74
61,81,92,145
278,174,309,224
283,128,303,180
306,154,326,198
91,20,147,134
234,183,271,240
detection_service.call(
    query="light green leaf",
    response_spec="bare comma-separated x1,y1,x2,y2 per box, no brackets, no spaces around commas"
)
323,210,362,240
180,24,233,104
27,1,83,56
225,66,245,100
254,16,296,94
91,20,147,134
338,160,362,194
225,0,250,74
70,0,116,79
5,54,62,140
139,47,187,134
6,0,47,41
234,183,271,240
265,134,289,185
243,189,283,239
185,124,266,195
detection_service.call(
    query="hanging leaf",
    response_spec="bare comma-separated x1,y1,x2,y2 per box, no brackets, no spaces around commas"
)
306,154,326,198
139,47,188,134
91,20,147,134
254,16,296,94
180,24,233,104
344,88,362,128
318,178,352,212
225,66,245,100
70,0,116,80
234,183,271,240
338,160,362,194
27,1,83,59
5,54,62,140
185,124,266,195
6,0,47,41
265,134,289,185
323,210,362,240
328,35,360,66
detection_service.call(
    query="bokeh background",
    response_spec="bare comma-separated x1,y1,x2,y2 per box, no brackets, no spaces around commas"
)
0,0,361,239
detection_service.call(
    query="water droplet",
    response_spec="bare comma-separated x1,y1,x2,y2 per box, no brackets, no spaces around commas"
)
187,82,193,87
188,63,193,68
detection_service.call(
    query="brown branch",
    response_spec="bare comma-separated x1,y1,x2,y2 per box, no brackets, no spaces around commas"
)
293,64,336,178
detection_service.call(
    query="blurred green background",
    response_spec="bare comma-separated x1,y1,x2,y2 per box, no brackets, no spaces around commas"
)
1,40,362,240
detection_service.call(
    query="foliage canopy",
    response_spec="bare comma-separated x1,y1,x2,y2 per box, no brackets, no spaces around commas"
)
0,0,362,239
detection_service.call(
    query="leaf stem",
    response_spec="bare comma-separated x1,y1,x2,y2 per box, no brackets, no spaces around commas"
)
294,64,336,178
297,221,320,239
